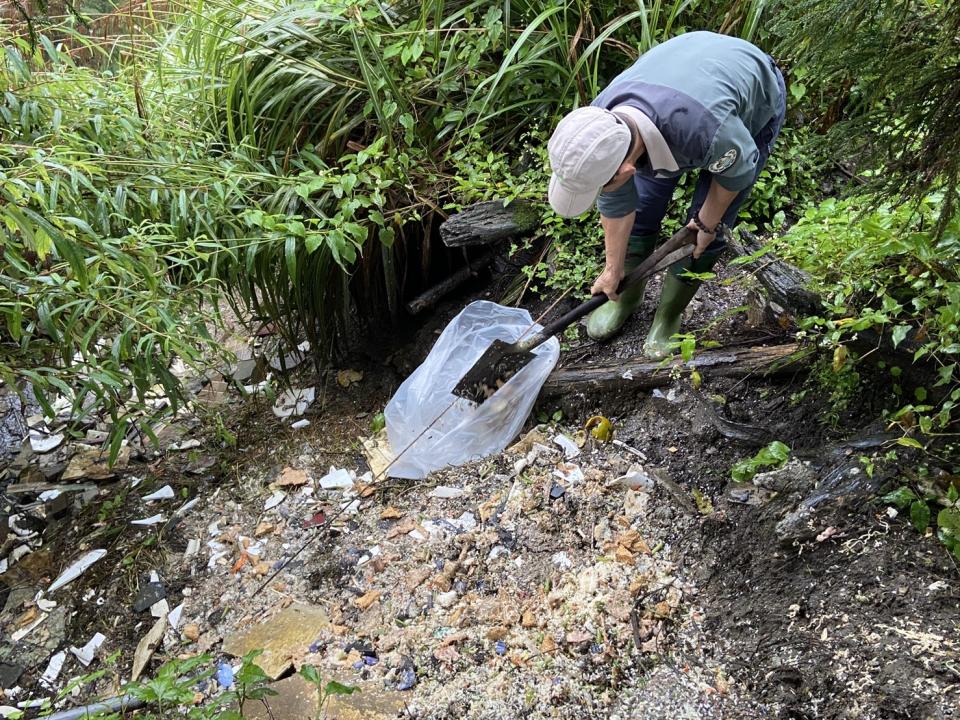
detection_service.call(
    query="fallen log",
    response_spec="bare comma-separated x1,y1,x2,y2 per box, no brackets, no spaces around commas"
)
405,249,497,315
541,343,807,397
439,199,540,248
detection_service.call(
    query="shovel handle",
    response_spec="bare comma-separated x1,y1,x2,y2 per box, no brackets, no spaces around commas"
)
521,227,697,350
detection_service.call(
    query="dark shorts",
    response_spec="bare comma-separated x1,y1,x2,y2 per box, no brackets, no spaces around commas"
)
630,60,787,256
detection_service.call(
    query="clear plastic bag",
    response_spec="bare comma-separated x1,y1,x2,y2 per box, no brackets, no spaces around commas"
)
385,300,560,479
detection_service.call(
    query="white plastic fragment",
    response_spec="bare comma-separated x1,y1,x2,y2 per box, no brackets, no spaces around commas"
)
70,633,106,667
38,490,62,502
184,539,201,558
272,386,315,418
39,651,66,688
48,549,108,593
608,464,655,492
29,429,65,454
429,486,465,499
621,369,635,380
150,598,169,619
169,439,201,451
291,419,310,430
131,514,165,526
174,498,200,518
36,598,57,612
552,551,573,570
553,434,580,459
553,464,584,486
264,491,286,511
319,467,354,490
167,603,184,629
142,485,175,501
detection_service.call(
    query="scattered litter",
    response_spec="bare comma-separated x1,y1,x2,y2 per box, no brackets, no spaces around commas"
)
174,498,200,518
436,590,458,609
217,663,235,688
132,579,166,613
429,486,465,499
29,429,64,454
291,419,310,430
70,633,107,667
131,514,166,526
621,369,634,380
553,464,584,486
303,510,327,528
142,485,175,501
150,598,169,619
362,430,395,480
319,467,353,490
168,603,184,628
549,483,565,500
553,434,580,459
48,549,107,593
36,598,57,612
585,415,613,443
131,616,167,681
652,387,679,403
608,464,655,492
39,651,66,688
185,539,201,557
272,386,315,418
264,491,286,511
169,439,201,451
552,552,573,570
11,611,47,642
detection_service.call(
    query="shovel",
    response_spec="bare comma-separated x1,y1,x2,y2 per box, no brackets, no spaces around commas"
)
453,227,697,404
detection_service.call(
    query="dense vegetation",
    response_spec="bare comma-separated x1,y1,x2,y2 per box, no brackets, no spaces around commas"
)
1,0,958,466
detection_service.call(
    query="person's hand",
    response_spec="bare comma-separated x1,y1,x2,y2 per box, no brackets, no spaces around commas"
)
686,219,716,259
591,265,624,301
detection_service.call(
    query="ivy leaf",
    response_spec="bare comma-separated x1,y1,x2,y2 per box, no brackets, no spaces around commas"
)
880,486,917,509
895,436,923,449
891,324,911,348
910,500,930,534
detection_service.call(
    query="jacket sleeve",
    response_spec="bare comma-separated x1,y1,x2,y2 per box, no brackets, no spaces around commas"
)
596,178,638,219
705,115,760,192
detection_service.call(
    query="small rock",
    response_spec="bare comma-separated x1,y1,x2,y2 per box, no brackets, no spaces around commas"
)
183,624,200,642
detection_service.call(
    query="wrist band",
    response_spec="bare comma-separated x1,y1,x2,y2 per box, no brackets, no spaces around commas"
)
692,211,720,235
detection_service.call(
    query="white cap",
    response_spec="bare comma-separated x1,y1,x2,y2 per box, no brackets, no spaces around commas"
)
547,107,631,217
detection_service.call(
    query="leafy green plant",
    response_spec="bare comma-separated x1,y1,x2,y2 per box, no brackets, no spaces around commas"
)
881,482,960,562
298,665,358,720
731,440,791,482
776,195,960,435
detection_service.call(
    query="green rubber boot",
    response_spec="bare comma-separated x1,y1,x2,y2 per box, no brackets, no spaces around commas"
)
643,253,720,358
587,235,657,341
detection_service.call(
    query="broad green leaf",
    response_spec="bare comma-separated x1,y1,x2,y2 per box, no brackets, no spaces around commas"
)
910,500,930,534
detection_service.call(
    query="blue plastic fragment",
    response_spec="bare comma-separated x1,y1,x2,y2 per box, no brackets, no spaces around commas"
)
396,667,416,691
495,641,507,656
589,643,602,654
363,656,379,665
352,660,364,671
217,663,234,688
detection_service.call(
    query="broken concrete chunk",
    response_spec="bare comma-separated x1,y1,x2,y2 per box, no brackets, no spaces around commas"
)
221,603,329,679
277,467,309,487
241,673,404,720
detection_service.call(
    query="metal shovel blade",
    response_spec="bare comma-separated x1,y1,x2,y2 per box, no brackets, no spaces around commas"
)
452,339,537,405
